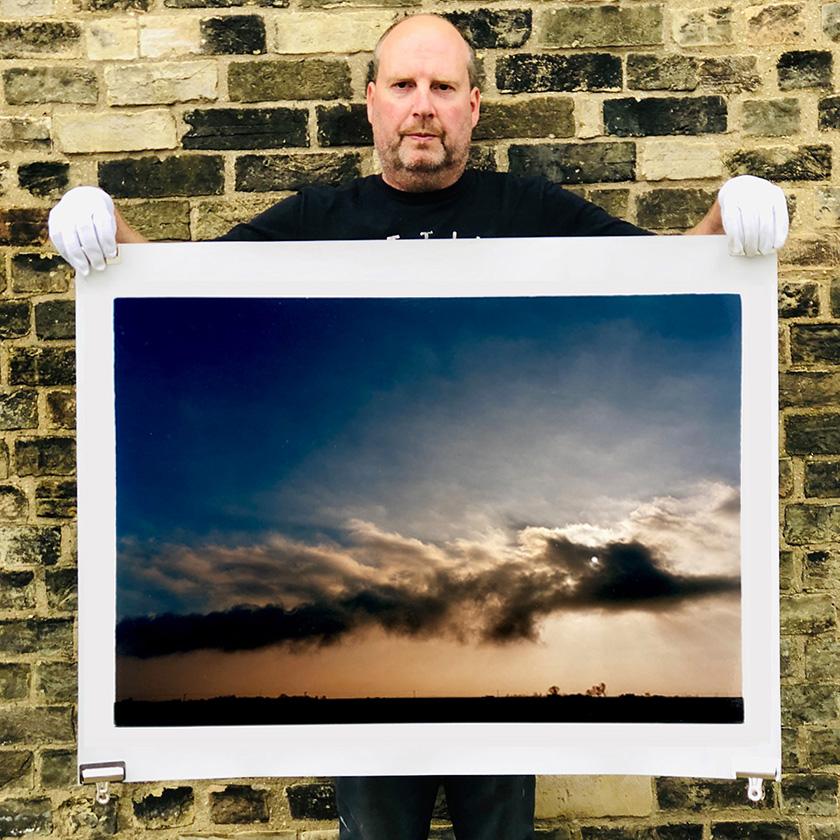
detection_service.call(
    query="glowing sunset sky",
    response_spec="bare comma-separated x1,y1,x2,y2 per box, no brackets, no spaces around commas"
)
114,295,742,702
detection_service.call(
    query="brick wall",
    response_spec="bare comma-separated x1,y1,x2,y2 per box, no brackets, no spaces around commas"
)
0,0,838,837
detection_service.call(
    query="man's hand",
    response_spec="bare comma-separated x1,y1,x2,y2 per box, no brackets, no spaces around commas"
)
718,175,788,257
48,186,119,276
686,175,789,257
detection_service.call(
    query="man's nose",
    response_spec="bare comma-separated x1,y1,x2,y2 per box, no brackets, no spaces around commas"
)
411,84,435,117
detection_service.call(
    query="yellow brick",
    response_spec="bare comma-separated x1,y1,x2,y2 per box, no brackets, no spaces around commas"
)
105,62,218,106
575,97,602,139
86,19,138,60
0,0,53,15
53,110,177,154
640,140,723,181
272,11,395,54
536,776,654,819
139,16,200,58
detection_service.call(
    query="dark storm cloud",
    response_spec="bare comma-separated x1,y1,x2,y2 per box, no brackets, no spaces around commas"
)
117,530,739,659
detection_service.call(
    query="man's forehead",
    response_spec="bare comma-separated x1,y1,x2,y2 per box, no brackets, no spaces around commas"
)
377,16,471,76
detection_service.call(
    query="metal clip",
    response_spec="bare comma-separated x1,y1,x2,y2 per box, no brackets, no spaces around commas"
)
79,762,126,805
747,777,764,802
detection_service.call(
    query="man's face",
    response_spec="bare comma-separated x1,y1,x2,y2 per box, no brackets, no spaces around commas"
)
366,16,480,192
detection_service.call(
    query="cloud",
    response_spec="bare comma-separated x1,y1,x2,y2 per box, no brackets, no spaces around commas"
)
117,483,740,658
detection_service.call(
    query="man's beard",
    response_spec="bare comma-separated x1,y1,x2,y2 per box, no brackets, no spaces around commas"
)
378,123,469,190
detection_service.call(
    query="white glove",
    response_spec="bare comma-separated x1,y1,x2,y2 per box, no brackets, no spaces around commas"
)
718,175,788,257
48,186,118,276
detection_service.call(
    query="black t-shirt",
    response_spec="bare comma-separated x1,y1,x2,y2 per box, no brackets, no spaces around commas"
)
218,170,650,242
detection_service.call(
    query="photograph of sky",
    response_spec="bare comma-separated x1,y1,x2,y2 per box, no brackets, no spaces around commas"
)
114,294,742,707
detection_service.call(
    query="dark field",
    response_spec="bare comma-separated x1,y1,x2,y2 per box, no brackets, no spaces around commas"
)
115,694,744,726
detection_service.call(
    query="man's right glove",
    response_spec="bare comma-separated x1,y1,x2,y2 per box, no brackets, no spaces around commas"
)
48,186,118,276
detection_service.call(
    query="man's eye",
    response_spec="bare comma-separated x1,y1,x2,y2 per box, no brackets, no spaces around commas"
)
394,81,412,89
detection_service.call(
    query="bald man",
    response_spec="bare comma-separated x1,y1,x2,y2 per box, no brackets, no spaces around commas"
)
50,13,787,840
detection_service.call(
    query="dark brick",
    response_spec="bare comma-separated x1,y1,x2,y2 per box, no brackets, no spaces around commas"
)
98,155,224,198
0,666,28,701
581,829,656,840
781,774,838,815
699,57,761,92
785,413,840,454
779,282,819,318
0,22,80,58
820,96,840,130
804,461,840,498
588,188,629,219
636,188,717,230
35,662,75,703
473,98,574,140
782,727,806,772
467,145,496,172
0,572,35,610
784,503,840,545
0,526,60,565
14,437,75,477
39,749,74,787
34,300,74,341
444,9,531,49
45,567,76,611
539,5,663,48
780,459,793,497
807,727,840,768
508,142,635,184
803,550,840,589
656,827,703,840
3,67,97,105
0,753,32,790
604,96,727,136
167,0,286,7
228,59,351,102
778,50,833,89
0,209,49,247
34,480,76,518
45,391,75,430
18,162,69,198
744,99,801,137
627,54,698,91
0,708,73,746
201,15,265,54
183,107,307,150
0,488,27,522
10,254,71,295
286,782,336,819
209,785,268,823
0,303,30,340
0,391,37,432
657,778,775,811
496,53,621,93
791,324,840,364
781,237,840,268
0,798,52,837
711,822,800,840
316,104,372,147
133,787,194,828
0,619,73,655
235,152,360,191
726,146,831,181
782,683,837,724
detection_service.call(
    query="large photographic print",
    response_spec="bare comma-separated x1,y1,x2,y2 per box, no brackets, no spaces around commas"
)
114,293,743,728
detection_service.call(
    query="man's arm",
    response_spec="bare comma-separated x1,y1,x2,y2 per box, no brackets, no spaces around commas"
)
685,174,789,256
49,186,150,276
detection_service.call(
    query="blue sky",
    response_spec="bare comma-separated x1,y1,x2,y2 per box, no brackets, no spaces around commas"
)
114,295,743,699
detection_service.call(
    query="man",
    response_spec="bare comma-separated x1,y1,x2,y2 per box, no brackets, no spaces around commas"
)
50,14,787,839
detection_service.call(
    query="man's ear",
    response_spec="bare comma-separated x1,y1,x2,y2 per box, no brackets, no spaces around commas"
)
470,87,481,128
366,81,376,125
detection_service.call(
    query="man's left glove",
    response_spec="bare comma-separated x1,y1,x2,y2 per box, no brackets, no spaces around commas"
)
718,175,789,257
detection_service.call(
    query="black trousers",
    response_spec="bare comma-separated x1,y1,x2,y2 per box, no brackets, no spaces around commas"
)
334,775,536,840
